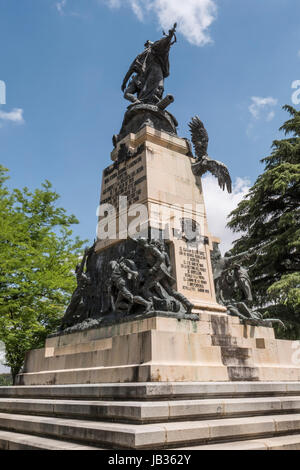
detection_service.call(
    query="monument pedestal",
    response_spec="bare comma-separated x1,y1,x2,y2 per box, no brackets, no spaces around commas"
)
96,126,225,315
16,313,300,385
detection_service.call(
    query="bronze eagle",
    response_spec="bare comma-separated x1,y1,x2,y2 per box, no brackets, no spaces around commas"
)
188,116,232,194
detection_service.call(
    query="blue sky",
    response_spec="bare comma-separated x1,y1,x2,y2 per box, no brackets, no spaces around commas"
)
0,0,300,250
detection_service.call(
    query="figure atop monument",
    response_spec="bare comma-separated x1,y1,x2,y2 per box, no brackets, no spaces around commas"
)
121,24,177,106
113,24,179,146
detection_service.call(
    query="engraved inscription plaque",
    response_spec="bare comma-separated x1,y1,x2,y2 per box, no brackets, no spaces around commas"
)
101,155,146,208
179,246,210,295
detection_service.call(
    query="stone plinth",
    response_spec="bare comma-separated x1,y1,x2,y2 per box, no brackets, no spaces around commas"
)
16,313,300,386
96,126,224,314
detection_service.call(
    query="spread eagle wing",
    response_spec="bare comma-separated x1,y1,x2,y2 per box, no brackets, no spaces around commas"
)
188,116,209,159
192,157,232,194
188,116,232,194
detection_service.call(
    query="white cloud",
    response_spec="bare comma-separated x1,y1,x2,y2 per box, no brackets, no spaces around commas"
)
56,0,67,15
202,175,251,254
266,110,275,122
105,0,121,8
130,0,144,21
0,108,24,125
249,96,278,121
105,0,218,46
55,0,84,18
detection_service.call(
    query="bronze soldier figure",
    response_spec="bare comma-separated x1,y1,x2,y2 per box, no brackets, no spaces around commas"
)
60,247,93,330
137,239,193,314
122,24,177,106
108,257,152,314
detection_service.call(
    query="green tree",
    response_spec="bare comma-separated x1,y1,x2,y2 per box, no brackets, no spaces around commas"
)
0,166,86,382
228,106,300,339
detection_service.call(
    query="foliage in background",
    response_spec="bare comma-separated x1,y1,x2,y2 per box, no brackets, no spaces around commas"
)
0,374,13,386
228,106,300,339
0,166,86,382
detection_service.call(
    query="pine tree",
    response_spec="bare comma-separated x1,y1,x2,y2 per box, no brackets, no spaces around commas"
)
0,166,86,382
228,106,300,339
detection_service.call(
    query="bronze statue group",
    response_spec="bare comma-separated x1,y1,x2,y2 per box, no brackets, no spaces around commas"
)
61,239,195,331
211,246,285,328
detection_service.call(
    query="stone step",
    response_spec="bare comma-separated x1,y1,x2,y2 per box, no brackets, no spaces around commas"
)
176,434,300,450
0,430,101,450
1,396,300,423
2,382,300,401
0,412,300,449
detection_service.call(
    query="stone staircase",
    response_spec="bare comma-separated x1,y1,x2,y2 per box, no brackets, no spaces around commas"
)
1,382,300,450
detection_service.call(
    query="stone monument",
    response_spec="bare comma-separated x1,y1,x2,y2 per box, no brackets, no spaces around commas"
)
16,26,300,386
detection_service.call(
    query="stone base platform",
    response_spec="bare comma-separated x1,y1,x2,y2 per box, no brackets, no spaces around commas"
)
16,313,300,386
1,382,300,450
